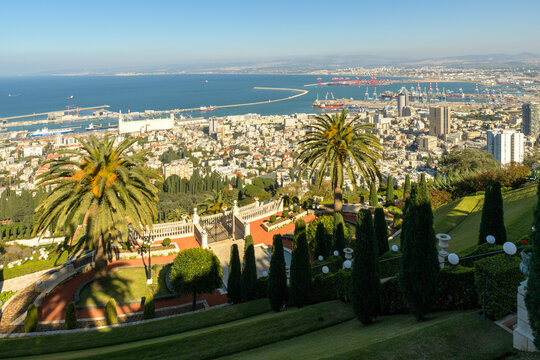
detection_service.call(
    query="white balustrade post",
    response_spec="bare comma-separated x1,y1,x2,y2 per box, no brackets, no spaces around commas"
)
233,200,239,216
192,208,199,225
244,221,250,237
436,233,451,268
254,197,260,207
201,230,208,249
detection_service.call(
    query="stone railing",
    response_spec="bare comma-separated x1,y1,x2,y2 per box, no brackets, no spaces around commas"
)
193,223,208,248
240,200,282,222
199,212,225,228
234,214,250,239
145,221,193,240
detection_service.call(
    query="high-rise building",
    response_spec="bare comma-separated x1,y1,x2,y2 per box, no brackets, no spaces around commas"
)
429,106,451,137
486,130,524,164
522,103,540,138
397,88,409,116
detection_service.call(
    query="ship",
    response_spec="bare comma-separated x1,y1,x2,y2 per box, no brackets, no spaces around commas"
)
65,95,74,100
200,106,217,111
86,123,102,131
28,127,74,138
8,94,21,97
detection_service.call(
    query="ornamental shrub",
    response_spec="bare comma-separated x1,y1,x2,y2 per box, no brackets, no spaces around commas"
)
24,304,38,333
267,235,289,311
374,207,389,256
458,243,504,268
378,250,401,278
403,174,411,196
282,210,289,218
436,266,478,311
314,222,330,260
474,254,524,319
241,235,258,301
311,269,351,303
293,205,300,213
478,180,506,245
227,244,242,304
269,215,276,223
385,176,395,205
290,220,311,307
306,215,350,252
526,181,540,348
332,213,346,256
392,212,402,230
106,298,118,325
143,293,155,319
65,301,77,329
369,181,378,207
170,248,222,310
352,209,380,324
162,238,171,247
380,277,408,315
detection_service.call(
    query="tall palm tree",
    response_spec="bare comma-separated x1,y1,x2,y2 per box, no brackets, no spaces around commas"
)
33,135,162,288
197,190,228,215
296,110,383,212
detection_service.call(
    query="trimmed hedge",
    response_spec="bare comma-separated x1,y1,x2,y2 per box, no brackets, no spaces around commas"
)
65,301,77,330
474,254,524,319
380,277,408,315
378,251,401,278
106,298,118,325
24,304,38,333
436,265,478,311
143,293,155,320
459,243,504,267
162,238,171,247
312,269,351,304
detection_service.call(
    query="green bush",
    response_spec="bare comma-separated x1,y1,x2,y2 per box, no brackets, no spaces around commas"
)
293,205,300,213
282,210,289,218
306,215,350,252
143,293,155,320
378,250,402,278
106,298,118,325
255,276,268,300
380,277,408,315
24,304,38,333
65,301,77,330
459,243,503,267
474,254,524,319
241,236,258,302
1,250,69,280
227,244,242,304
267,235,288,311
392,213,402,230
436,266,478,310
162,238,171,247
269,215,276,223
311,269,351,304
291,219,312,308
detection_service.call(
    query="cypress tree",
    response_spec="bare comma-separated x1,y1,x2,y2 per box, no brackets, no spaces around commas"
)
314,222,329,259
420,172,426,184
65,301,77,329
526,181,540,349
332,213,346,256
374,207,389,256
290,220,311,307
386,176,394,205
241,235,258,301
478,180,506,245
399,183,439,320
268,234,289,311
227,244,242,304
369,181,378,207
352,209,380,324
404,174,411,195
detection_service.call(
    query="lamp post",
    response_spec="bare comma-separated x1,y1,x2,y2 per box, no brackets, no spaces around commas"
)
146,234,155,285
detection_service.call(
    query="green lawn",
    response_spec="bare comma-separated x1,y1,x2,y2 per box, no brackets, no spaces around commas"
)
390,185,537,254
78,264,171,306
223,311,513,360
1,251,69,280
0,299,271,358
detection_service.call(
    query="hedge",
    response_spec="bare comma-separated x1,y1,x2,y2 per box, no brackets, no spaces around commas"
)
474,254,524,320
106,298,118,325
312,269,351,304
162,238,171,247
24,304,38,333
65,301,77,330
378,251,401,278
143,293,155,320
459,243,504,267
436,265,478,311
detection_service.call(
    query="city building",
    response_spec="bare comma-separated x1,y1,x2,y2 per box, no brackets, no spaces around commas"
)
522,103,540,138
486,130,524,165
397,88,409,117
417,135,438,152
118,112,175,134
429,106,451,137
163,159,194,179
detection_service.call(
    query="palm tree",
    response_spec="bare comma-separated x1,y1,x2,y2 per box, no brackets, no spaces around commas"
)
33,135,161,288
296,110,383,212
197,191,227,215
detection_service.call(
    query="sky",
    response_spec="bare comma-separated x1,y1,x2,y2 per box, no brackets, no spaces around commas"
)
1,0,539,75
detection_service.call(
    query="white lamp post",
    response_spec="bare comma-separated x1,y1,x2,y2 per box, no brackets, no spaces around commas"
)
322,266,329,274
391,245,399,252
486,235,496,246
503,242,517,257
448,253,459,266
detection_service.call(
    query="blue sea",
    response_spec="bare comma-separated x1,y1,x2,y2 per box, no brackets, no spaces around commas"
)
0,74,515,133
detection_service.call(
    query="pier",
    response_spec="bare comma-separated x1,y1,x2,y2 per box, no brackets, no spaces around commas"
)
0,105,110,127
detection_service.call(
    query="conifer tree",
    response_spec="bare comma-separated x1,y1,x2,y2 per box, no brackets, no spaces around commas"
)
478,180,506,245
314,222,330,259
65,301,77,329
374,207,389,256
399,183,439,320
291,220,311,307
386,176,395,205
404,174,411,195
227,244,242,304
526,181,540,349
241,235,258,301
332,213,346,256
352,209,380,324
369,181,378,207
420,172,426,184
268,234,289,311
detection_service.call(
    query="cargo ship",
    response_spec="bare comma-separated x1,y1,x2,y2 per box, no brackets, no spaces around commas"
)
28,127,74,138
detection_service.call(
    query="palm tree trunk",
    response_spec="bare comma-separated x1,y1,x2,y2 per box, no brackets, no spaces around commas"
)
93,238,109,290
334,186,343,213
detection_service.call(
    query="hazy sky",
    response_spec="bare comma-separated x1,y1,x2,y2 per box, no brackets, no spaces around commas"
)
1,0,539,75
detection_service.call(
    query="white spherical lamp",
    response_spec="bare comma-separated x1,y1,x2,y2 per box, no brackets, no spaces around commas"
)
262,271,268,277
333,250,339,256
318,255,323,261
486,235,496,245
343,260,352,269
322,266,329,274
391,245,399,252
448,253,459,266
503,242,517,256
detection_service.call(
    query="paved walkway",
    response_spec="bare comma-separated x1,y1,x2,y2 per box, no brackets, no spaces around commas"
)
22,213,317,324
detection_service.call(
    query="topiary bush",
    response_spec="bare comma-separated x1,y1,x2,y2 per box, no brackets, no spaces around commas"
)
143,293,155,320
436,265,478,311
380,277,408,315
311,269,351,304
269,215,276,223
24,304,38,333
162,238,171,247
378,250,402,278
306,215,350,252
459,243,503,268
106,298,118,325
293,205,300,213
474,254,524,319
282,210,289,218
65,301,77,330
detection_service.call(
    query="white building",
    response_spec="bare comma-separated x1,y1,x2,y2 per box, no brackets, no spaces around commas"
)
486,130,524,165
118,112,175,134
23,145,43,157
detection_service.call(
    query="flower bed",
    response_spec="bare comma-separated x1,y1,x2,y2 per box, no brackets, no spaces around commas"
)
261,211,307,232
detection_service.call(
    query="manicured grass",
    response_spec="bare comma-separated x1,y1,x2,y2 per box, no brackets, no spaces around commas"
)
78,264,171,306
390,185,537,254
1,251,69,280
223,311,512,360
0,299,271,358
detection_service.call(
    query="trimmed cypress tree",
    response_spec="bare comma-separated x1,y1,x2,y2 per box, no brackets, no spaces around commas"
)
241,235,258,301
420,172,426,184
526,181,540,349
24,304,38,333
404,174,411,195
268,234,289,311
374,207,389,256
399,183,439,320
369,181,378,207
290,219,311,307
143,293,155,319
227,244,242,304
352,209,380,324
385,176,394,205
314,222,329,259
478,180,506,245
332,213,346,256
65,301,77,329
106,298,118,325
